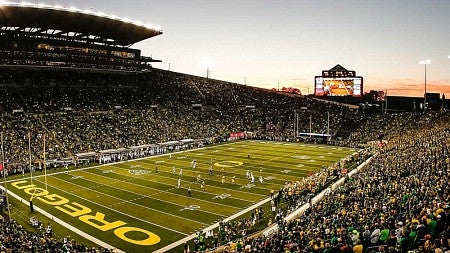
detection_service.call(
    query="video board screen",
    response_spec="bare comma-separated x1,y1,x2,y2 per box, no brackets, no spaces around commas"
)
315,77,362,97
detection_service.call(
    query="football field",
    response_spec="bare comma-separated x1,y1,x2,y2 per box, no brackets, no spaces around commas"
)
5,140,357,252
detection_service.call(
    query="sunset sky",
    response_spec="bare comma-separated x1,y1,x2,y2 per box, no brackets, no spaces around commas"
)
18,0,450,97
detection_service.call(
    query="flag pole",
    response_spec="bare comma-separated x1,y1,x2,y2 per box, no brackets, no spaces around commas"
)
1,132,11,219
43,133,47,191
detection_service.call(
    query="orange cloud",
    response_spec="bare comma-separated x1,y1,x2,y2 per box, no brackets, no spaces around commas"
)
365,78,450,97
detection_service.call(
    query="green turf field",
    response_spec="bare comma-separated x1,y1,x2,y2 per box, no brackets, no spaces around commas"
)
5,140,357,252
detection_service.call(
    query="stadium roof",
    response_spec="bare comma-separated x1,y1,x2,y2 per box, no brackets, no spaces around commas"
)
0,2,163,46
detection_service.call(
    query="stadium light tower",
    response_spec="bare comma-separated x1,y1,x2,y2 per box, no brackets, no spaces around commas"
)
201,57,213,79
419,59,431,110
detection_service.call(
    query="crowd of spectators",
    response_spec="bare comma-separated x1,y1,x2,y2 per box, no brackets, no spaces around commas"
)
0,68,362,174
208,149,371,251
340,112,443,148
218,112,450,253
0,217,112,252
1,67,449,253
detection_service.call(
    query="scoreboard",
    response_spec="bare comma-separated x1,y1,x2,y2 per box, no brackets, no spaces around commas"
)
314,77,363,97
314,64,363,97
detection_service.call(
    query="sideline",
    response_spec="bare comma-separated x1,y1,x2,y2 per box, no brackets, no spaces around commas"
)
4,141,235,184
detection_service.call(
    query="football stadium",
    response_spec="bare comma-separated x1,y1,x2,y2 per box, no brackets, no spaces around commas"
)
0,1,449,253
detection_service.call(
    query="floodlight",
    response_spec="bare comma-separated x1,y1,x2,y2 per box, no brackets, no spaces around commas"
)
201,57,213,68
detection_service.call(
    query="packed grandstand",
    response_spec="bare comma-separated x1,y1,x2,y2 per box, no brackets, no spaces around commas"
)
0,2,449,253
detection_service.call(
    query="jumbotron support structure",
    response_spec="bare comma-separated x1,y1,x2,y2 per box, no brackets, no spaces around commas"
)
0,2,163,71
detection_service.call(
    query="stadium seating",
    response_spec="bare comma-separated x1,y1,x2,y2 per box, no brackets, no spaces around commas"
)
215,112,450,253
0,68,360,173
0,68,449,253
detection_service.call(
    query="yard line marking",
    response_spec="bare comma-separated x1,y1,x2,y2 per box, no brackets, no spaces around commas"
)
134,156,290,189
73,170,228,217
50,174,211,225
106,163,260,201
82,169,243,210
44,176,204,231
185,151,302,178
167,147,322,176
108,164,266,198
133,160,278,192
